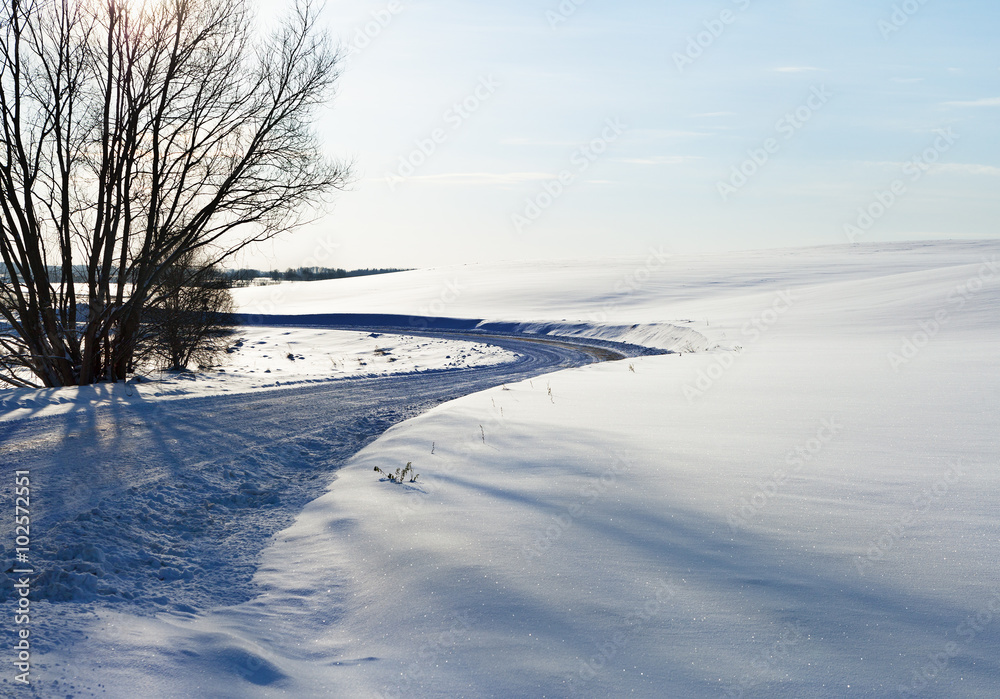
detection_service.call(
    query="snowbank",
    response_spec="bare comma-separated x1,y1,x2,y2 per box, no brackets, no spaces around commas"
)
205,246,1000,697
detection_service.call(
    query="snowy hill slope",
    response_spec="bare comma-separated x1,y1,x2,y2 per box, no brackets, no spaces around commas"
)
227,241,1000,698
11,239,1000,698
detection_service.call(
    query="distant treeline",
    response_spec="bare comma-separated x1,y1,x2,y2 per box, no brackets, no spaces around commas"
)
42,266,409,286
222,267,410,284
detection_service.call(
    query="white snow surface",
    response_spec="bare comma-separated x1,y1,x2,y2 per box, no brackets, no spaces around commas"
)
7,240,1000,697
0,328,517,423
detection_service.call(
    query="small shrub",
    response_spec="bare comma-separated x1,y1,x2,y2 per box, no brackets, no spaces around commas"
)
374,461,419,483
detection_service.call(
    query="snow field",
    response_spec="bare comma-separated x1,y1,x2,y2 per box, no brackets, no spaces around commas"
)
309,246,1000,696
6,240,1000,697
260,317,1000,697
98,240,996,697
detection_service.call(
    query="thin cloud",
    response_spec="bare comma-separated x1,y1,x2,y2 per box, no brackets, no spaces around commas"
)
385,172,556,186
936,163,1000,176
774,66,824,73
944,97,1000,107
630,128,711,141
858,161,1000,176
619,155,702,166
499,137,580,147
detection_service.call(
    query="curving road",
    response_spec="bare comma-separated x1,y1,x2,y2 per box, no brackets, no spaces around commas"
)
0,328,636,628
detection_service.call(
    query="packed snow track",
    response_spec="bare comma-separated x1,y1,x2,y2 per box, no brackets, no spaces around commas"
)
0,325,649,637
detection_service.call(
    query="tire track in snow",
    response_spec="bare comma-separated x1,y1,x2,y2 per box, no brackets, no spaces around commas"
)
0,329,633,642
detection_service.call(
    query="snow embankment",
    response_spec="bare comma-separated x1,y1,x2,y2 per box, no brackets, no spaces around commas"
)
475,318,711,352
247,252,1000,697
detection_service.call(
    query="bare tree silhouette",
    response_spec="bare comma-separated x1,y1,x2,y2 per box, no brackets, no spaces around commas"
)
137,250,235,372
0,0,349,387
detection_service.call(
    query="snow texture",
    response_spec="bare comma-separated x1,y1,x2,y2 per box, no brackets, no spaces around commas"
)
0,329,519,423
2,239,999,698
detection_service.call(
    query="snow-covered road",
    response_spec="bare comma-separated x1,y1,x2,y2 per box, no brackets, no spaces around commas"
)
0,329,632,691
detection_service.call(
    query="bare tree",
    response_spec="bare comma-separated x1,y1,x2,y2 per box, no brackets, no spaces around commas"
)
0,0,348,387
136,249,235,372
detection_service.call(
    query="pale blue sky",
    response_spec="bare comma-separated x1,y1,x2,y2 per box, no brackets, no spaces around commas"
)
243,0,1000,269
